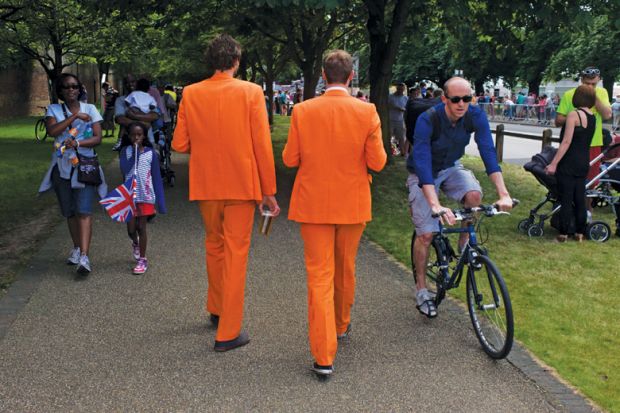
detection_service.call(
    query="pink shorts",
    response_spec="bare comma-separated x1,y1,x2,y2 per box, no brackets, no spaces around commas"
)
136,202,155,217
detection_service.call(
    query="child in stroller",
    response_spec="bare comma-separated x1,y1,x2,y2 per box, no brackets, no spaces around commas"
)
519,139,620,242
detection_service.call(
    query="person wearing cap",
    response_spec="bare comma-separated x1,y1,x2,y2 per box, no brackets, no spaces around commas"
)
556,67,612,186
172,34,280,352
282,49,386,378
388,82,409,156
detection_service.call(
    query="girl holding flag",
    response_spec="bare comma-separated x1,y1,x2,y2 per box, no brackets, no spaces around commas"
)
119,122,167,274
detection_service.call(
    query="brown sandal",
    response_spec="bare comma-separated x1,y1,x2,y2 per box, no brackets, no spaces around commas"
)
555,234,568,243
574,234,585,242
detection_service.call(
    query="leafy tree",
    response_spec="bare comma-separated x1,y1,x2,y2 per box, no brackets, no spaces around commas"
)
0,0,90,101
364,0,413,155
547,1,620,98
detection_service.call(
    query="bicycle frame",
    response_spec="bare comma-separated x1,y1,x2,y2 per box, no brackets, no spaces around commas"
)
433,219,487,293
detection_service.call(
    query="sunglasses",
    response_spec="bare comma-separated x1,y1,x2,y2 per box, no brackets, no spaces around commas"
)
445,95,473,104
581,68,600,77
62,84,80,90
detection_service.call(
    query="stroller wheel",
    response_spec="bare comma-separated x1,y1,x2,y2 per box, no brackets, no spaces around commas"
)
586,221,611,242
527,224,544,237
517,218,532,233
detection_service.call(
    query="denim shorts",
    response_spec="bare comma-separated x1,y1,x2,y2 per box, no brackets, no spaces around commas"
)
407,164,482,235
51,166,96,217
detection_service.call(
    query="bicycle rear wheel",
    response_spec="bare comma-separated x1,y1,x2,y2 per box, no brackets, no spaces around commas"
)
35,118,47,141
466,254,513,359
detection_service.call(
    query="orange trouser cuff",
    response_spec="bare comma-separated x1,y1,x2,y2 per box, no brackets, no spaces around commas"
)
199,200,255,341
300,222,365,366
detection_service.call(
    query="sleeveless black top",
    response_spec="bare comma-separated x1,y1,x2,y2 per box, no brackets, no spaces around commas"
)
557,109,596,177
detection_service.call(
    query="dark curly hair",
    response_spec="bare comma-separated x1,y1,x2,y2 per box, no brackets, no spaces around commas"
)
54,73,82,102
206,34,242,72
121,122,153,149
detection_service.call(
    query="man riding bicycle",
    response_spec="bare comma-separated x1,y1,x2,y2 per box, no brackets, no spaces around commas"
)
406,77,513,318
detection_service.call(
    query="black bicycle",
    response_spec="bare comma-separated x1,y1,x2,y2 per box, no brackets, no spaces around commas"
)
34,106,48,142
411,200,518,359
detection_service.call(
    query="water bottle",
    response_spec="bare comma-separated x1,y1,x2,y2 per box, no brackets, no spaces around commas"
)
55,142,64,158
83,122,93,138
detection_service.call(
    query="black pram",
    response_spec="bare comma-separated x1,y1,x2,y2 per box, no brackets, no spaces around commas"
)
518,142,620,242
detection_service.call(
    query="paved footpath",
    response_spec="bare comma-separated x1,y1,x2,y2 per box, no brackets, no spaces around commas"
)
0,153,597,412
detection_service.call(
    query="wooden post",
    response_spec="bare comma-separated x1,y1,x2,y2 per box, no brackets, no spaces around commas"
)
542,128,552,149
495,124,504,163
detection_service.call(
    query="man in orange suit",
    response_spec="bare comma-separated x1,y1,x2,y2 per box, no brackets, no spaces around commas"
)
283,50,387,377
172,34,280,352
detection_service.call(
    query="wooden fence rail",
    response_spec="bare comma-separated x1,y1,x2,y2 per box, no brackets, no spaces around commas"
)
492,125,560,163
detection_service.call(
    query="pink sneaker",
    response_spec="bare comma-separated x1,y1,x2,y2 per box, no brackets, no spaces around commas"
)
133,258,148,275
132,242,140,260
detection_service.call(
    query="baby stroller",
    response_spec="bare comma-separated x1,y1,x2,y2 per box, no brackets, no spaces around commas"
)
155,129,176,187
518,142,620,242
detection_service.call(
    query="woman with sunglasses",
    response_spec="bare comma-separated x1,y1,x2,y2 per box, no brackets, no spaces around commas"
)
38,73,106,276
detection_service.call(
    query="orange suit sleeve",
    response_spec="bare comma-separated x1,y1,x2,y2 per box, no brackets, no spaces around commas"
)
172,97,190,153
282,109,300,167
365,106,387,172
250,87,277,196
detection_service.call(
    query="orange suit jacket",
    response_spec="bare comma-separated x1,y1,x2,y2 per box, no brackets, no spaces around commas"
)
172,72,276,201
283,88,387,224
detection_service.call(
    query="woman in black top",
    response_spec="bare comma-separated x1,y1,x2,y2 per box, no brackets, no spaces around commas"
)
545,85,596,242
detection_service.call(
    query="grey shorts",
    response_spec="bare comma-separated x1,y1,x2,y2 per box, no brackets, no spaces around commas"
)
390,121,405,141
407,164,482,235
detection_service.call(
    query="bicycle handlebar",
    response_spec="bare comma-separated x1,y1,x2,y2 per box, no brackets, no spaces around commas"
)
432,199,520,220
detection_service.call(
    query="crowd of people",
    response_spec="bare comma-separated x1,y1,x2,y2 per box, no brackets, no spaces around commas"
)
37,33,615,379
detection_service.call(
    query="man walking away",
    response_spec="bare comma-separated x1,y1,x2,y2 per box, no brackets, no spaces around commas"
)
173,34,280,352
283,50,386,378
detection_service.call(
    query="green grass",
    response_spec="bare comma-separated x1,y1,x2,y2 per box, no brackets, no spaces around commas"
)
0,117,117,289
270,116,619,412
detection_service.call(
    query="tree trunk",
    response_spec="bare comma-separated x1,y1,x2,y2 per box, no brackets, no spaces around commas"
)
528,77,542,96
602,70,615,103
302,63,320,101
474,79,484,95
365,0,413,158
265,73,274,126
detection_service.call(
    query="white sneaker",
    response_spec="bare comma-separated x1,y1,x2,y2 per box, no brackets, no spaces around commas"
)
67,247,81,265
416,288,437,318
77,254,91,274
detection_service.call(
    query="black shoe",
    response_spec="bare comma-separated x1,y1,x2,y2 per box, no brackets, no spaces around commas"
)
312,362,333,376
209,314,219,327
337,324,351,340
214,331,250,352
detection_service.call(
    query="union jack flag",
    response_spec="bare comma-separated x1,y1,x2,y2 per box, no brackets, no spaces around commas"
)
99,177,137,222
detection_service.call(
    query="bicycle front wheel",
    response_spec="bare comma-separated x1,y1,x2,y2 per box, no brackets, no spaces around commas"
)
35,119,47,141
466,254,514,359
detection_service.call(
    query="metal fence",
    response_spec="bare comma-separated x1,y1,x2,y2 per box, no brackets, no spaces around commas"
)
477,102,557,126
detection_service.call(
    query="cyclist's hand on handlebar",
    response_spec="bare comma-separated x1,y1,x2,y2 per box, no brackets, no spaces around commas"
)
432,205,457,226
495,195,514,212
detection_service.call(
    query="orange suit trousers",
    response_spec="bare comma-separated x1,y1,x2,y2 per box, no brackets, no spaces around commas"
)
199,200,255,342
300,222,366,366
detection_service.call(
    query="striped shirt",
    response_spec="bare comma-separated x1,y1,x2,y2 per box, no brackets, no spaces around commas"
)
124,147,155,204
